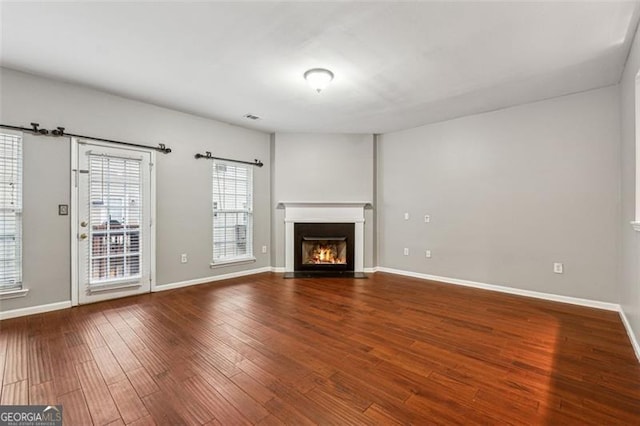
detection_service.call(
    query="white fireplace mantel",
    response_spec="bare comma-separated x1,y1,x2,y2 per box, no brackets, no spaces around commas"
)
279,201,371,272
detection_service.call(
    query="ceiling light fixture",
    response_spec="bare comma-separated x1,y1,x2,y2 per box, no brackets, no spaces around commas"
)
303,68,334,93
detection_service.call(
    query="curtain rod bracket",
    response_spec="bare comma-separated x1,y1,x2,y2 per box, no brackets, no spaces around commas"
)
30,122,49,135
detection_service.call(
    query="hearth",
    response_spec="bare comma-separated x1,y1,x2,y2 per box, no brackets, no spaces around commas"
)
294,222,354,273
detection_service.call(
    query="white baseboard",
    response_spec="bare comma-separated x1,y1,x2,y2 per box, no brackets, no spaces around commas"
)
154,266,272,292
376,267,620,311
1,267,273,319
0,301,72,321
619,310,640,362
364,267,378,273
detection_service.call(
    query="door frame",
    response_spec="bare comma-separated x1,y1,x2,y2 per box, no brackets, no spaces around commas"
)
71,137,157,306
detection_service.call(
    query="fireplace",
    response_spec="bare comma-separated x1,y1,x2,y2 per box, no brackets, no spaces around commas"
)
280,201,369,277
294,223,354,272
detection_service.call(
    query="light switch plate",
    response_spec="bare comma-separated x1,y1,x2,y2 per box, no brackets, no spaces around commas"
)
58,204,69,215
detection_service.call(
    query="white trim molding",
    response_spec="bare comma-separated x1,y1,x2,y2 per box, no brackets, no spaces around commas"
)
0,301,71,321
277,201,372,209
154,266,272,292
376,267,620,311
210,257,256,269
0,288,29,300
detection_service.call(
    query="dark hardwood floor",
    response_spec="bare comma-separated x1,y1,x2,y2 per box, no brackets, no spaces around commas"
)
0,272,639,425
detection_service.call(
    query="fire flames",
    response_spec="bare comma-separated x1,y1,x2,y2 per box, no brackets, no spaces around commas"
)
307,244,346,264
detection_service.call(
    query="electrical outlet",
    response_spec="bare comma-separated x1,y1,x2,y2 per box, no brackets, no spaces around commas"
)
424,214,430,223
425,250,432,258
181,253,188,264
553,262,563,274
261,245,267,254
404,212,410,220
403,248,409,256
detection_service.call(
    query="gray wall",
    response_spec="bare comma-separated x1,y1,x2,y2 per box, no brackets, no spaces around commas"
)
378,86,621,302
0,65,629,316
21,133,71,307
271,133,375,268
620,22,640,347
0,68,271,313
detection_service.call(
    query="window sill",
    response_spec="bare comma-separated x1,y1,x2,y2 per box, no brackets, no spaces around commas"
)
0,288,29,300
631,221,640,232
210,257,256,269
89,281,142,294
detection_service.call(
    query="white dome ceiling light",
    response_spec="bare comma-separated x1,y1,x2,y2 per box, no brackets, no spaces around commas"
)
303,68,334,93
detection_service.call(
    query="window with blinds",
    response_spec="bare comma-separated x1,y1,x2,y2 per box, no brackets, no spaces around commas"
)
0,133,22,291
212,161,253,262
88,154,142,284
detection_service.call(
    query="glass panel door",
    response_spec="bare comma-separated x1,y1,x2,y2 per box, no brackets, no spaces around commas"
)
76,142,152,304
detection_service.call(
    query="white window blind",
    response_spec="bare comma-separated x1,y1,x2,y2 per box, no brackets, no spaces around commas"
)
212,161,253,262
0,133,22,291
88,154,142,284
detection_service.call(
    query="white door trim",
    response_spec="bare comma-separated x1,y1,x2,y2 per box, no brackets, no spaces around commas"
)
70,137,156,305
71,138,79,306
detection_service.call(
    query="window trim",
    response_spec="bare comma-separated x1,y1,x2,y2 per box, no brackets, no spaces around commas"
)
211,160,254,266
0,288,28,300
210,256,256,269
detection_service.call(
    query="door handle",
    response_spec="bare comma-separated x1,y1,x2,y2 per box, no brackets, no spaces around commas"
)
79,233,88,240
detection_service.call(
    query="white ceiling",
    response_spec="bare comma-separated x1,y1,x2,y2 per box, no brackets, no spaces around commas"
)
1,1,639,134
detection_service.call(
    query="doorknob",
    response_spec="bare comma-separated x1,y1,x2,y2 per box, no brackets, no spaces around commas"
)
80,221,88,227
79,233,88,240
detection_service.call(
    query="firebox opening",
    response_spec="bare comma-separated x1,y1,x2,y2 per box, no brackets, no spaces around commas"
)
302,237,347,265
293,222,355,273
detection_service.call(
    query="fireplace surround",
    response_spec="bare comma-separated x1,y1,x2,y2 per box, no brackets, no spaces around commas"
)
279,202,369,277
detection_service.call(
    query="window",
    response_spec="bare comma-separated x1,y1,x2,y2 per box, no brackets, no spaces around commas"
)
0,132,22,292
88,154,142,283
212,161,254,264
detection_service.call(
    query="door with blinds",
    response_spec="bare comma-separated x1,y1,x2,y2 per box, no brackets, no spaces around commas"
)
75,141,153,304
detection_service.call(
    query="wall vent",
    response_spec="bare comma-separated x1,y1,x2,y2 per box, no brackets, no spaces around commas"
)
243,114,261,120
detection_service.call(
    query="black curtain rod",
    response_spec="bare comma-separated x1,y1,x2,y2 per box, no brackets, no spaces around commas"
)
0,122,172,154
195,151,263,167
